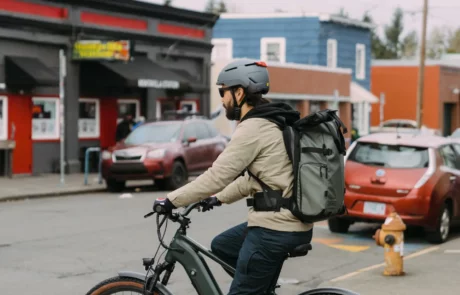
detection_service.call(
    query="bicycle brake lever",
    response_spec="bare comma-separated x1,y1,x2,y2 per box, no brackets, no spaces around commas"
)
144,211,155,218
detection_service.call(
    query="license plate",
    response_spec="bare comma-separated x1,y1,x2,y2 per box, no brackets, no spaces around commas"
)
363,202,386,215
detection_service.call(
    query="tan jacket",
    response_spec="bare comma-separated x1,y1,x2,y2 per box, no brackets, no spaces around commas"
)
167,118,313,232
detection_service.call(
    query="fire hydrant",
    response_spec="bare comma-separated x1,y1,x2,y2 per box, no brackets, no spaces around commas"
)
372,212,407,276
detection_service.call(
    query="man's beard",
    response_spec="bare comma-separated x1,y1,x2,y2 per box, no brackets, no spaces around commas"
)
224,102,237,120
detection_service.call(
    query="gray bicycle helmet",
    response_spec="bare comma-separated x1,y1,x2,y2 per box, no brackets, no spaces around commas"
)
216,59,270,95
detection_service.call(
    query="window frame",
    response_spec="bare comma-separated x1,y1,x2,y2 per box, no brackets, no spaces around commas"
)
327,39,338,68
78,98,100,139
260,37,286,63
0,96,7,140
117,99,140,124
355,43,366,80
211,38,233,61
31,97,60,140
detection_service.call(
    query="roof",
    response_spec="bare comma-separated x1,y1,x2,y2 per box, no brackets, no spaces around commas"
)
372,59,460,69
223,58,352,74
218,12,374,29
350,81,379,104
42,0,219,26
356,132,451,149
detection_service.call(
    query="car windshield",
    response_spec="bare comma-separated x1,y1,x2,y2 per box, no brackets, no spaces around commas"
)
124,123,182,145
348,142,430,169
451,128,460,138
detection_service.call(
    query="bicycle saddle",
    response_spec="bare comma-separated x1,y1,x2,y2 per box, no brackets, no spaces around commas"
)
288,243,312,257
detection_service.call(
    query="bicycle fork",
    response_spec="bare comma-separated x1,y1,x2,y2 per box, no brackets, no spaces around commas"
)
144,260,176,295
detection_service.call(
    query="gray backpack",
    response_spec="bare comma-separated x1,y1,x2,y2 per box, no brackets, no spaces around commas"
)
283,109,348,223
243,109,348,223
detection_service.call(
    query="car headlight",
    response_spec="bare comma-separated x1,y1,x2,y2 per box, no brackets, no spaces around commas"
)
101,150,112,160
147,149,166,159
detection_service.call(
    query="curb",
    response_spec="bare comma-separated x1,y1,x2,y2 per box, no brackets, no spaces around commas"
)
0,188,106,203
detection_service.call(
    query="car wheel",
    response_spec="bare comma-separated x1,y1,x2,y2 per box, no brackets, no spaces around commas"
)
106,179,126,193
328,217,351,233
426,203,451,244
165,161,188,190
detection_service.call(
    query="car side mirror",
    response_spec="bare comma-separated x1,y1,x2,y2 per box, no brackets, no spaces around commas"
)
187,137,197,143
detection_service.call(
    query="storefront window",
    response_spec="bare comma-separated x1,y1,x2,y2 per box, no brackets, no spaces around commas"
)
32,97,59,140
79,98,100,138
0,97,7,140
117,99,140,124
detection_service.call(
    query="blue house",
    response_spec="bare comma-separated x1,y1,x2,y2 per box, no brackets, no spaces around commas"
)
211,12,379,135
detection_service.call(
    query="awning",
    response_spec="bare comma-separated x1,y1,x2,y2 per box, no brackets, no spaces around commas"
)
80,56,191,91
169,68,209,92
5,56,58,87
350,82,379,104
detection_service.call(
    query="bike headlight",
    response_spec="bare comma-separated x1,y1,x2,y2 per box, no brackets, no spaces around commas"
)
147,149,166,159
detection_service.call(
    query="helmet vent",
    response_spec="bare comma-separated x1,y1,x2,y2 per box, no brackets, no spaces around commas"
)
225,67,237,72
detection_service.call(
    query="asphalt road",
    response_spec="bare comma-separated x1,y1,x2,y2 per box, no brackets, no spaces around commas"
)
0,188,455,295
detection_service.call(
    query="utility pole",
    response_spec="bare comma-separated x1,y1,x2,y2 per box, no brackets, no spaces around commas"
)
416,0,428,128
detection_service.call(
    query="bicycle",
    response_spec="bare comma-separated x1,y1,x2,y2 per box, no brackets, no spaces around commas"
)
86,201,359,295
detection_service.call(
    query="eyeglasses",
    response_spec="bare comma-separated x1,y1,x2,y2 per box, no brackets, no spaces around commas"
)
218,87,233,98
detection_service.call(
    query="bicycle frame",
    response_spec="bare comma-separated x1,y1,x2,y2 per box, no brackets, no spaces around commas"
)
120,204,240,295
114,204,359,295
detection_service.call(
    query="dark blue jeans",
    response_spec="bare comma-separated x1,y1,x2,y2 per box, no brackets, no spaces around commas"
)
211,222,313,295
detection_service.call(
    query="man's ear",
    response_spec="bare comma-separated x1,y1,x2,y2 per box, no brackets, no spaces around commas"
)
235,87,245,104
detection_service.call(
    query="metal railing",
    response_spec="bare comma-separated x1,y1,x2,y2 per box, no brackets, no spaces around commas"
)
84,147,103,185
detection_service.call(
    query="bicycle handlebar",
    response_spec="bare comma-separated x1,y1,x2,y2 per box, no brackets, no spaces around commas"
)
180,201,202,217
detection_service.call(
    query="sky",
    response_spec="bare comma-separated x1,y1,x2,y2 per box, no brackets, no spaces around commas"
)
138,0,460,39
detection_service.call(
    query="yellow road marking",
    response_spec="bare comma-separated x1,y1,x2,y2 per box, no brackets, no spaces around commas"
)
328,244,370,252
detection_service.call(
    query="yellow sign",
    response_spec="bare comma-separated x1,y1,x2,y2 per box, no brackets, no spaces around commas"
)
72,40,132,61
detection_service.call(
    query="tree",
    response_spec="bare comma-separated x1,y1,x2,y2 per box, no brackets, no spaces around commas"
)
205,0,227,14
205,0,215,13
427,26,448,59
362,12,391,59
336,7,349,18
447,28,460,53
163,0,172,6
384,7,404,58
401,30,418,58
217,0,227,13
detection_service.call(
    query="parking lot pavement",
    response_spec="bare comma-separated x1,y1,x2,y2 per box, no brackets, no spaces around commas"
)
320,233,460,295
0,189,455,295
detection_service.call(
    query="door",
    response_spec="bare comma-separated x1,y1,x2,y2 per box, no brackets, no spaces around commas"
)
9,95,32,174
182,122,202,172
443,103,454,136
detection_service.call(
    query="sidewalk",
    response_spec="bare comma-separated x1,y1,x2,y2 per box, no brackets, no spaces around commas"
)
323,235,460,295
0,173,106,202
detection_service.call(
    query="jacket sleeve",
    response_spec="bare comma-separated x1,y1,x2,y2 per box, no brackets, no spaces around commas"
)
167,120,261,208
214,173,254,204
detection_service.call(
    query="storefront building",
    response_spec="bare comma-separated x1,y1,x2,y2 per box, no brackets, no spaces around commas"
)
210,59,353,144
0,0,217,175
371,60,460,136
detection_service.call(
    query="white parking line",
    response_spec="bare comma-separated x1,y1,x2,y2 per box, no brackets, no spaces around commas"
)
330,246,440,282
444,249,460,254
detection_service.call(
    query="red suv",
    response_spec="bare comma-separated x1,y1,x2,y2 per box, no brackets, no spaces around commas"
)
101,118,227,192
329,132,460,243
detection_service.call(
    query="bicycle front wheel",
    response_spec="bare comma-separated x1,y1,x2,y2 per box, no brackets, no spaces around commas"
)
86,276,165,295
299,287,360,295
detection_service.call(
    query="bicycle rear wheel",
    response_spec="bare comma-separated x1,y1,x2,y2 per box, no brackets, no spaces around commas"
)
298,287,359,295
86,276,165,295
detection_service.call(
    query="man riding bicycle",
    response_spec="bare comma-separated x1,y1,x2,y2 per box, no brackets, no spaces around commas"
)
154,59,313,295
